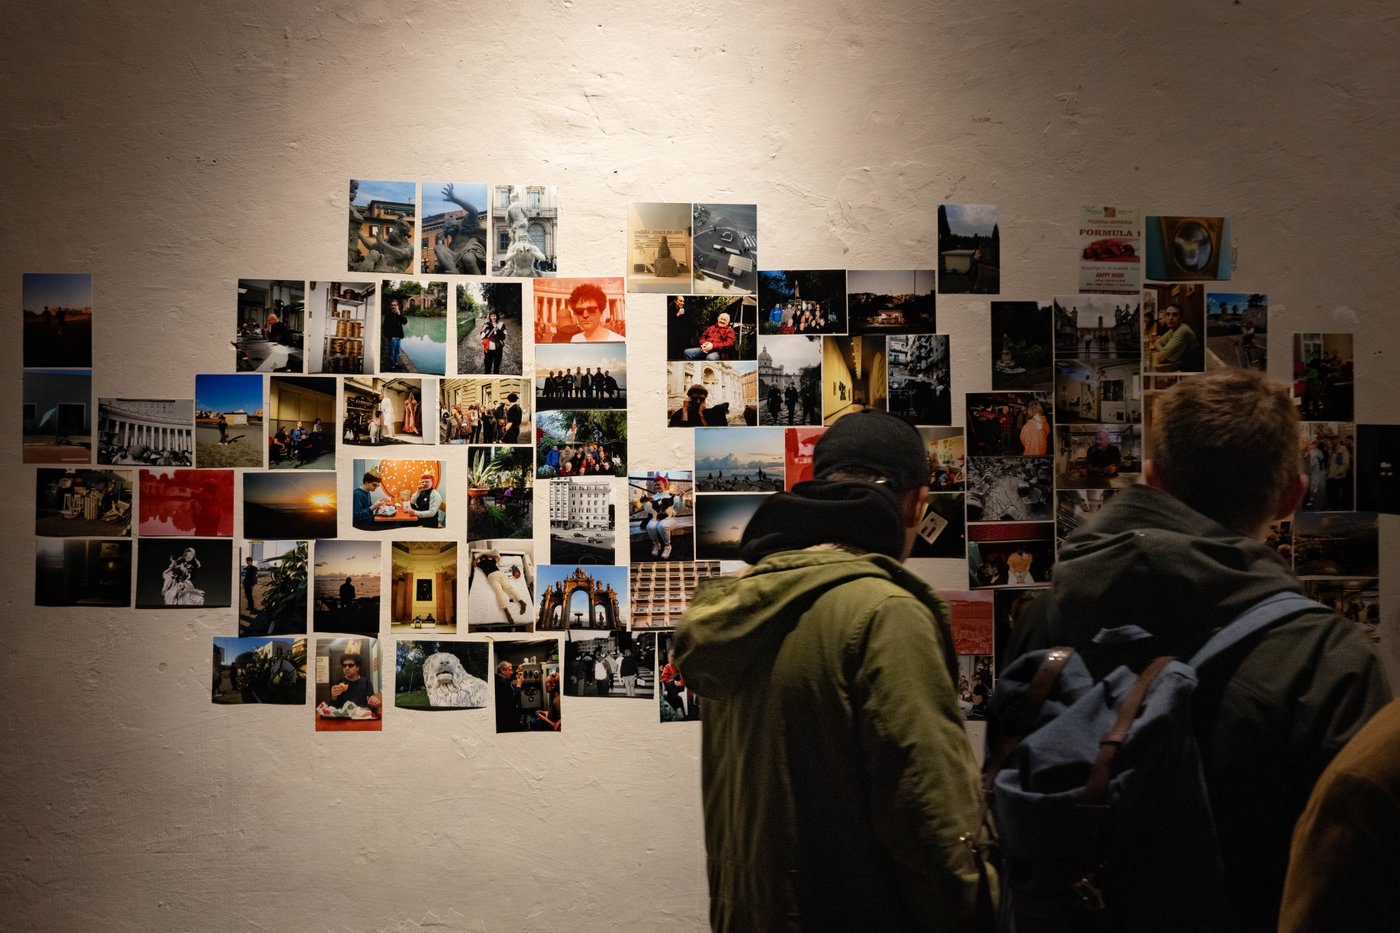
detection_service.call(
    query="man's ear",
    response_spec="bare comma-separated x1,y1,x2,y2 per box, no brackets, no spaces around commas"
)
905,486,930,528
1273,473,1308,521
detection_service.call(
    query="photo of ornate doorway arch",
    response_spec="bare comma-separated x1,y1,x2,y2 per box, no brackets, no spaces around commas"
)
534,564,628,631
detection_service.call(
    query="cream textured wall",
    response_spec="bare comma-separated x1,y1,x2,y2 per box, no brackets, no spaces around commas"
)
2,2,1397,930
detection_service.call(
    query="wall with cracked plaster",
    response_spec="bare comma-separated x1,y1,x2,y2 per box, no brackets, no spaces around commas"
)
1,1,1397,929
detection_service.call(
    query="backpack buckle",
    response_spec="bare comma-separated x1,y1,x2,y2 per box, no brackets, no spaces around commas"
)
1073,871,1107,912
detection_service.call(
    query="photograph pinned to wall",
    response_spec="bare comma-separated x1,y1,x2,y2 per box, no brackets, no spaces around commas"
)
35,539,131,608
991,301,1054,391
994,588,1042,670
627,202,692,294
920,427,966,491
534,563,628,632
467,539,535,633
1300,422,1356,512
97,398,193,466
1292,511,1378,578
667,294,757,361
1054,424,1141,491
1078,206,1142,294
266,376,337,469
1055,355,1144,427
666,359,758,428
441,377,530,444
306,280,375,375
22,370,92,464
1300,578,1380,644
35,468,133,537
957,654,996,721
136,538,233,609
395,640,488,711
389,542,457,634
348,179,415,274
758,269,846,335
457,281,522,376
757,335,821,427
549,477,619,565
465,445,533,541
1143,282,1205,374
535,409,626,478
1055,489,1119,549
845,269,936,336
492,638,562,734
491,184,558,277
628,470,695,563
966,392,1053,457
139,468,234,537
695,427,784,492
565,631,653,699
966,457,1053,522
534,276,625,343
342,376,434,446
243,471,337,540
194,373,263,469
888,334,950,426
944,591,994,720
313,539,380,635
1206,292,1267,372
631,560,725,630
212,636,307,705
967,521,1055,589
656,631,700,722
694,493,767,561
1264,518,1292,563
421,181,489,275
783,426,825,489
1144,215,1231,281
315,636,383,731
909,492,966,559
349,458,445,532
234,279,304,373
1293,333,1355,422
23,272,92,369
1054,293,1141,363
938,204,1000,295
693,203,757,295
822,336,887,425
238,540,308,637
1356,424,1400,514
380,281,448,376
535,343,626,410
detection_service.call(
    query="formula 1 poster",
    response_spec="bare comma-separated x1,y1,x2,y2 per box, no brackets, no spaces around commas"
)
1078,205,1142,294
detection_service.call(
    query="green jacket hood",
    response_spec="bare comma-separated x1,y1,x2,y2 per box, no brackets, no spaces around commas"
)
675,549,953,700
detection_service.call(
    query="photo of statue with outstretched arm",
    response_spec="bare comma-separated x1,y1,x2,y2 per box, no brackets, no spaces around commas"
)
433,184,486,275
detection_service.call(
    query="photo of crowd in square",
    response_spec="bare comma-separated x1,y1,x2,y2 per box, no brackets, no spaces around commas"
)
97,398,193,466
23,370,93,464
823,336,886,424
242,471,337,540
938,203,1000,295
350,459,445,532
1206,292,1267,371
1293,332,1354,421
535,409,626,478
629,560,725,630
389,542,457,634
695,427,784,492
380,281,448,375
656,632,700,723
492,184,557,277
312,539,380,635
534,564,628,631
465,444,533,541
456,281,522,375
535,343,625,410
1300,422,1355,512
1142,283,1204,374
234,279,304,373
315,637,382,731
1054,293,1140,363
195,374,263,469
1054,424,1141,490
549,477,617,565
342,376,433,446
757,335,821,427
1291,511,1378,578
421,182,489,275
534,277,625,342
238,540,308,636
564,631,653,700
467,540,535,633
211,636,306,705
758,269,845,335
846,269,936,335
136,538,232,609
966,392,1052,457
966,456,1053,522
348,179,415,275
139,468,234,536
306,281,375,375
967,521,1055,589
492,638,561,734
666,293,757,360
692,203,757,295
35,468,132,537
991,300,1053,391
1301,577,1381,644
627,202,692,294
395,640,488,711
888,334,951,425
266,377,336,469
629,471,694,563
23,272,92,369
34,539,131,607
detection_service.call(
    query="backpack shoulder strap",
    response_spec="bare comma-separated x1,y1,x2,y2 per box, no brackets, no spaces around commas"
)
1188,591,1329,669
